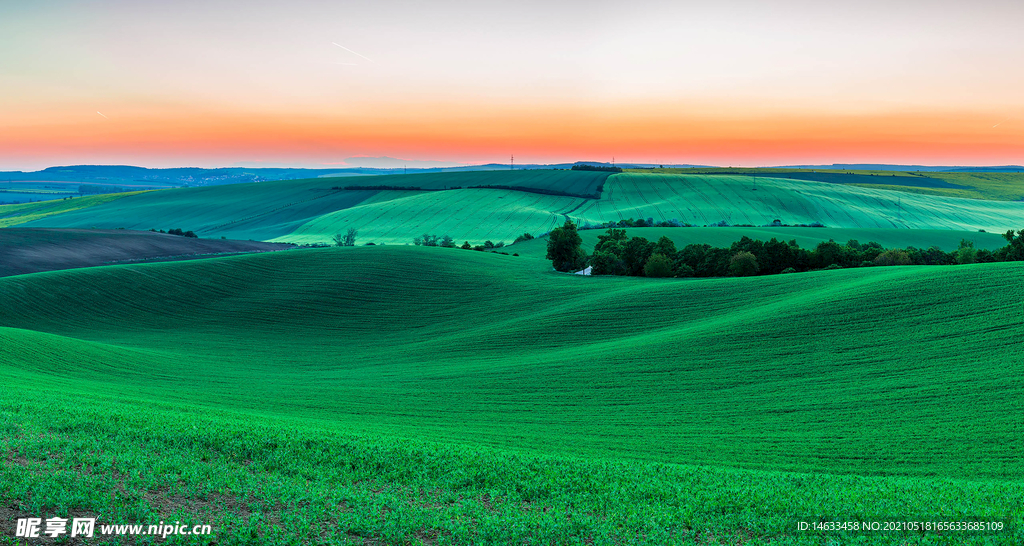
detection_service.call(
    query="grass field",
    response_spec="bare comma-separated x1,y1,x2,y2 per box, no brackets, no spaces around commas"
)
6,171,610,243
272,188,586,246
632,167,1024,201
2,246,1022,544
0,192,145,228
578,173,1024,232
4,171,1022,247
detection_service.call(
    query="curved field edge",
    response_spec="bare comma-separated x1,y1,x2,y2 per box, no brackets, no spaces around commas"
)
1,387,1020,546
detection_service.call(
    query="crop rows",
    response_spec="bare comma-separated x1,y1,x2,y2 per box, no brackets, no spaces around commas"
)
571,174,1024,232
273,189,597,245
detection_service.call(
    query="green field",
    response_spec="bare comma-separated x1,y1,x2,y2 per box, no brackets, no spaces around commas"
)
2,246,1023,543
274,188,585,246
4,171,1022,247
7,171,610,243
632,167,1024,201
3,168,1024,544
579,173,1024,232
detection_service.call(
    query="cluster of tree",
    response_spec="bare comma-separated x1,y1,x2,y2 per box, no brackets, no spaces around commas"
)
150,228,198,238
332,228,358,247
414,234,456,247
546,220,1024,278
577,217,825,230
458,240,506,252
571,164,623,173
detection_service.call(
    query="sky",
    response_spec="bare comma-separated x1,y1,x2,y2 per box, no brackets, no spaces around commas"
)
2,0,1023,170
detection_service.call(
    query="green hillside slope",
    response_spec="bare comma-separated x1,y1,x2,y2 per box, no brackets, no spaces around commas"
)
273,188,585,245
3,247,1022,543
2,246,1022,478
635,167,1024,200
10,170,610,241
15,178,385,240
575,173,1024,232
275,174,1024,245
8,171,1023,246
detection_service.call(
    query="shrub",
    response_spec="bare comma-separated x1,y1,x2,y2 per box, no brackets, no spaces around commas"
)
513,233,534,244
823,264,842,270
780,267,796,274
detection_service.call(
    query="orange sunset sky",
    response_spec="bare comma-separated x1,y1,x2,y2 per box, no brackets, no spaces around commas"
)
2,0,1022,170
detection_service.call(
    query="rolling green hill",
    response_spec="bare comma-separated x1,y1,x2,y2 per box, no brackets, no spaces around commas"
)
7,170,610,242
579,173,1024,232
273,188,586,246
2,247,1022,543
633,167,1024,201
14,178,386,241
3,245,1021,477
4,171,1022,247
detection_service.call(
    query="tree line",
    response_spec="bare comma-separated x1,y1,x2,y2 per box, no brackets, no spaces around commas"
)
545,220,1024,278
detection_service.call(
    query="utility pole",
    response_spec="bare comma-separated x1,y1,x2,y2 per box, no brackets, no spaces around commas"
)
898,196,902,222
510,154,514,171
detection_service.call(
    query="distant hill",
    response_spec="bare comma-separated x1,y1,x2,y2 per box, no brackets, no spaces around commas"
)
782,164,1024,173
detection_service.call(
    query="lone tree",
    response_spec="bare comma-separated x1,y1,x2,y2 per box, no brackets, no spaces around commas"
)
546,219,587,272
334,228,358,247
343,227,358,247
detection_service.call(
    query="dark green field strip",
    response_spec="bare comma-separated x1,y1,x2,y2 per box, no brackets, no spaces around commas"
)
18,181,387,241
2,247,1023,482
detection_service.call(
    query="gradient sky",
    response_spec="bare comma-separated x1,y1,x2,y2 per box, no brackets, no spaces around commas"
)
2,0,1023,170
